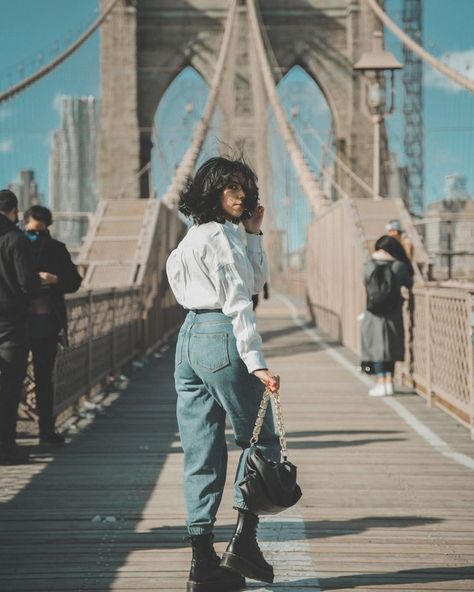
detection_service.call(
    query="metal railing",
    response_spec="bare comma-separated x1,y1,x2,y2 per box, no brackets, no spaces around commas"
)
402,285,474,434
303,198,474,434
22,202,186,419
23,280,185,419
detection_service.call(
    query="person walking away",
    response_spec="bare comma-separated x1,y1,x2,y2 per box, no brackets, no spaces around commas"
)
166,156,281,591
361,235,414,397
0,190,41,465
23,206,82,444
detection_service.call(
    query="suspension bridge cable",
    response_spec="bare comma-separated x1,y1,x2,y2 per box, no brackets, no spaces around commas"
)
247,0,329,215
162,0,238,208
303,125,376,197
294,128,351,201
118,162,152,199
0,0,121,103
365,0,474,93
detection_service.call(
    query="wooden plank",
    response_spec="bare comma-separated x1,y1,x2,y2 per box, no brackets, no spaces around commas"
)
0,297,473,591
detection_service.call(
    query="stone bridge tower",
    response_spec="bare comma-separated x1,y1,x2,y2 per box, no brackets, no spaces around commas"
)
99,0,383,200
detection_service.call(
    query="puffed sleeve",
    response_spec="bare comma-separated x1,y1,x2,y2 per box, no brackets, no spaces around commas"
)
215,262,267,374
166,249,186,306
246,232,269,294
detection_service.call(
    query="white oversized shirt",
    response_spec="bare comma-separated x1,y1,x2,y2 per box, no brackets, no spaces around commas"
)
166,220,268,373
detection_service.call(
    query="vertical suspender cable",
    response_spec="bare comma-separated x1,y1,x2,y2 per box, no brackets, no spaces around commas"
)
247,0,329,215
161,0,239,208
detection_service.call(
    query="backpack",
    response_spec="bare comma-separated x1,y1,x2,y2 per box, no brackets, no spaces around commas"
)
365,262,400,315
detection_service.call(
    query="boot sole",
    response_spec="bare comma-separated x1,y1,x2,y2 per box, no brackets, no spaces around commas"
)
186,575,245,592
221,551,274,584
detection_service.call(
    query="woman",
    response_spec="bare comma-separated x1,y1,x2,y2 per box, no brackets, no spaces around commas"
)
166,157,281,592
361,235,414,397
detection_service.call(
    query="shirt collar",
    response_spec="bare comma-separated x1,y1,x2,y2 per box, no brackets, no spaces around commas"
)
224,219,240,231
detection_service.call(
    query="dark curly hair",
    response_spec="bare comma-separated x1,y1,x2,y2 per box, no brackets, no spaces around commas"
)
178,156,259,225
23,205,53,227
375,235,414,276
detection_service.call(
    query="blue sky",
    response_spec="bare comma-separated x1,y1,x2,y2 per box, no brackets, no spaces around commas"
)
0,0,473,209
385,0,474,204
0,0,99,199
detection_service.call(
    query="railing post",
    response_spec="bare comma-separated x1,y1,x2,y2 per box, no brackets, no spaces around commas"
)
426,290,432,408
468,292,474,440
112,288,117,373
142,284,148,354
87,290,93,395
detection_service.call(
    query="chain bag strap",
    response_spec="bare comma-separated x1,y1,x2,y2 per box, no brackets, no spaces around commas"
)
240,386,302,514
249,388,288,459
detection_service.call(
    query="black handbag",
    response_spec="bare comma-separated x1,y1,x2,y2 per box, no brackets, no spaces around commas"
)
238,389,302,515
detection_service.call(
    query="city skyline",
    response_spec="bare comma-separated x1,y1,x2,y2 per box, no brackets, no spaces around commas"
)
0,0,473,209
49,95,99,245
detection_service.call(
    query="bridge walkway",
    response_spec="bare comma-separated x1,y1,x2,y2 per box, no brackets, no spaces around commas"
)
1,295,473,591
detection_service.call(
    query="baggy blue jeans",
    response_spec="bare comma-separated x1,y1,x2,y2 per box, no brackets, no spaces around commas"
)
174,310,281,535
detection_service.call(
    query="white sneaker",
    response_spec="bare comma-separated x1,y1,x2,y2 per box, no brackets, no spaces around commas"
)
368,383,387,397
385,382,394,396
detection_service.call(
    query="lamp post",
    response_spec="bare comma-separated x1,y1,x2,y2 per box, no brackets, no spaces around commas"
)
354,31,403,199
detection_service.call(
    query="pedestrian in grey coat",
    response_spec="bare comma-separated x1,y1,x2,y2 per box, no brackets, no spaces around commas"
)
361,235,414,397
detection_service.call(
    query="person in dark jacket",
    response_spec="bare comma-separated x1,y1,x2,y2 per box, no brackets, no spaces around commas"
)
0,190,41,465
23,205,82,444
361,235,414,397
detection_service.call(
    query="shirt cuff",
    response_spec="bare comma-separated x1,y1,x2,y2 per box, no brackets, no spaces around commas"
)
246,232,263,254
242,350,267,374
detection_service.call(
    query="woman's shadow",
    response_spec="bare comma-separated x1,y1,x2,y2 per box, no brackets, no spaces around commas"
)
242,565,474,590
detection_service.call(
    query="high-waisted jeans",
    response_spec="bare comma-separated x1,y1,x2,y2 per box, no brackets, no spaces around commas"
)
174,310,280,535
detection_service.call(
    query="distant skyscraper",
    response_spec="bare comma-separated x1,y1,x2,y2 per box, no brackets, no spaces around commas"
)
8,170,40,212
49,96,99,245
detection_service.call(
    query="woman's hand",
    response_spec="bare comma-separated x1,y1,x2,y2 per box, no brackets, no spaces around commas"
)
253,369,280,393
243,204,264,234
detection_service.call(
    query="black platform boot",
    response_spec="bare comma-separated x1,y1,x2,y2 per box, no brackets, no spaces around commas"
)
220,509,274,583
187,533,245,592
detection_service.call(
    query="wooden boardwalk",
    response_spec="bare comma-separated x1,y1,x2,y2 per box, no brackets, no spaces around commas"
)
1,295,473,591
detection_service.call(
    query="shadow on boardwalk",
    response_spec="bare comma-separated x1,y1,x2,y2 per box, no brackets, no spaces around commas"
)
0,349,180,591
1,297,473,591
319,565,474,589
250,566,474,591
145,514,443,545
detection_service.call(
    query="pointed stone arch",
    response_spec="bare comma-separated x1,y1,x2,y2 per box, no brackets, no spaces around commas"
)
99,0,383,200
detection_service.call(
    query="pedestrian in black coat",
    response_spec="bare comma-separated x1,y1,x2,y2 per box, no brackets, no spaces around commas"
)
24,205,82,444
0,190,41,465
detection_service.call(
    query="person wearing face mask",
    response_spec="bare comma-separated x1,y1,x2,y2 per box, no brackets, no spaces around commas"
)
0,189,41,465
23,205,82,445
